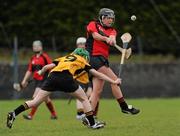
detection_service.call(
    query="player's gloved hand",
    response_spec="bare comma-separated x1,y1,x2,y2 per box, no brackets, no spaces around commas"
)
21,80,29,88
37,70,43,75
114,78,122,85
105,37,116,46
13,83,22,91
105,37,111,45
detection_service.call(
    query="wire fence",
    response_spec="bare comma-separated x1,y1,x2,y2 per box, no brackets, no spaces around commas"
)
0,63,180,99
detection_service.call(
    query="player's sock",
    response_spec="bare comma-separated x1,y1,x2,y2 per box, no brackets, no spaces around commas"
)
29,107,37,117
117,97,128,110
46,101,57,117
76,109,85,120
93,101,99,117
77,109,84,115
14,103,29,116
85,111,95,126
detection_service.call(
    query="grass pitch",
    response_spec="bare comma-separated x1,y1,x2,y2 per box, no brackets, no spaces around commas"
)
0,99,180,136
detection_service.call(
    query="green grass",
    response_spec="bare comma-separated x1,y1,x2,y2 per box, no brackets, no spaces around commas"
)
0,99,180,136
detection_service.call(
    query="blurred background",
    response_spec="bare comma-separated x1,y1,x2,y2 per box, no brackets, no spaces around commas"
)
0,0,180,99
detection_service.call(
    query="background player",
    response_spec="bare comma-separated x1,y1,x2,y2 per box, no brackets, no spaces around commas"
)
20,40,58,120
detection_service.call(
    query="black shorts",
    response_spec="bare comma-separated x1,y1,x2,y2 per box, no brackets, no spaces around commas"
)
41,71,79,93
90,55,109,70
33,79,45,88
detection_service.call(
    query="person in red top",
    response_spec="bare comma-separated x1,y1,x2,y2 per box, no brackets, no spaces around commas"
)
86,8,140,118
21,40,58,120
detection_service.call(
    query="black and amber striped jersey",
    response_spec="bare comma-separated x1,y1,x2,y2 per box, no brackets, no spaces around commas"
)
51,54,91,84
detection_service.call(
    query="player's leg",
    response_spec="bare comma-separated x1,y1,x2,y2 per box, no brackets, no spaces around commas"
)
86,82,100,121
76,85,101,121
89,77,104,113
88,66,110,126
102,67,140,115
7,89,51,129
85,85,95,117
70,86,104,129
76,83,92,120
88,56,108,118
76,99,85,120
75,84,86,120
86,86,92,98
23,87,39,120
44,96,58,119
93,101,99,117
76,84,102,123
87,83,100,117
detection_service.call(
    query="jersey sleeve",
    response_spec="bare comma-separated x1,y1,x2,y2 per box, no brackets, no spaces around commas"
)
84,64,92,72
87,21,98,34
52,61,59,66
110,29,117,36
52,58,61,66
42,53,52,64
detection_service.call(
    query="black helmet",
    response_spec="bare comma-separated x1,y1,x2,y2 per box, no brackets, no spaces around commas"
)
99,8,115,27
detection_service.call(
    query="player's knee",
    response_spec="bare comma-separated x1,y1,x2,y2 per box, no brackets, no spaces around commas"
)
92,90,101,98
45,97,51,103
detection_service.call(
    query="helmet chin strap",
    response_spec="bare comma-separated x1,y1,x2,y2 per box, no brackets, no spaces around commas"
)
99,16,114,28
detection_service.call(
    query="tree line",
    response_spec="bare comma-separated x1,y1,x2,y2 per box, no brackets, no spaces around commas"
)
0,0,179,56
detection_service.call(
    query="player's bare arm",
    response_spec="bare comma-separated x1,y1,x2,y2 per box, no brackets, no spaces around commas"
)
38,63,56,75
92,32,116,46
92,32,109,43
109,35,116,46
89,69,121,84
21,71,32,88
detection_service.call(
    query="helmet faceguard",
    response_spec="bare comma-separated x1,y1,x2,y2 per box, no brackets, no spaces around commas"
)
98,8,115,27
72,48,90,61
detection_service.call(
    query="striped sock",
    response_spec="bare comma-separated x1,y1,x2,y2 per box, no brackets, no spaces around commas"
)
46,101,57,116
14,103,29,116
117,97,128,109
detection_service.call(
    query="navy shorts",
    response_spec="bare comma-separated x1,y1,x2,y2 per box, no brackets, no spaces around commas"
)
41,71,79,93
89,55,109,70
78,81,92,92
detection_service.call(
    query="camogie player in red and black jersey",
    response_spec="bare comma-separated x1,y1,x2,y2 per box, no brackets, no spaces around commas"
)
20,40,57,120
86,8,140,118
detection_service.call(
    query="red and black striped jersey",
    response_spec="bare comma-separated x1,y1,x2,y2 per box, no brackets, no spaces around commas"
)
28,52,52,80
86,21,117,59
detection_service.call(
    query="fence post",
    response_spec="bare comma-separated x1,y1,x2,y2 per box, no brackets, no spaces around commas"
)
12,36,20,99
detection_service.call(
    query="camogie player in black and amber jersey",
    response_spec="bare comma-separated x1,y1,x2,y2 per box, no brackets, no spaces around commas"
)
20,40,57,120
86,8,140,118
7,48,121,129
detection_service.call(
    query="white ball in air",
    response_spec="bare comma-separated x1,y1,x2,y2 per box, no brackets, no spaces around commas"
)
131,15,136,21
